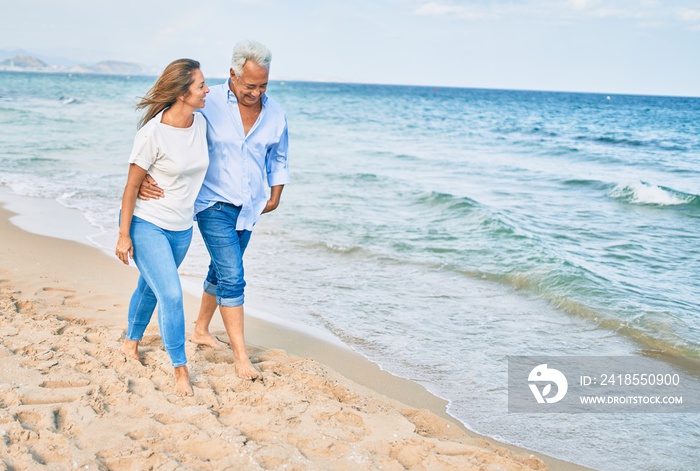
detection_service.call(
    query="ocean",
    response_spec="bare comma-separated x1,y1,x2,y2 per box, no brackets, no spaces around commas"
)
0,70,698,471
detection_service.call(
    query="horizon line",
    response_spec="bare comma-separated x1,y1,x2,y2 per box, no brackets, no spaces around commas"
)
1,67,698,100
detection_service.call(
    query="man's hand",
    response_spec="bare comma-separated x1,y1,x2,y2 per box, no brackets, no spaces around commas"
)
262,198,279,214
262,185,284,214
137,174,164,200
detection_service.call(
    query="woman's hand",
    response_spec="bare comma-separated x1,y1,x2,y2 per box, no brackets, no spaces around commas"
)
115,234,134,265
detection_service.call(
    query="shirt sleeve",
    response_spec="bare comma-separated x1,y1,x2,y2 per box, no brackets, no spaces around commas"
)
128,125,160,171
266,118,290,187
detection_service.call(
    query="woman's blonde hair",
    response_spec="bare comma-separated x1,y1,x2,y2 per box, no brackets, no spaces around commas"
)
136,58,201,128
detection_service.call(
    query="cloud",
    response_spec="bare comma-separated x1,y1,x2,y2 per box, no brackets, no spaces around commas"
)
414,2,461,16
412,0,700,27
675,8,700,22
414,2,499,20
568,0,603,10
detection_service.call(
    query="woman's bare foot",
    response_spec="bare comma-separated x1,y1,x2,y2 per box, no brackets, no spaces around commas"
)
174,365,194,397
233,352,261,381
121,339,141,362
190,330,228,350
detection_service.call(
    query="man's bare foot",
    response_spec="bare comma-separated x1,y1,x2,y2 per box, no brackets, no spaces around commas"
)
121,339,141,362
190,330,228,350
233,353,261,381
174,365,194,397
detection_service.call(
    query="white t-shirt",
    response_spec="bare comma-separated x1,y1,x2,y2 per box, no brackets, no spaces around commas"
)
128,110,209,231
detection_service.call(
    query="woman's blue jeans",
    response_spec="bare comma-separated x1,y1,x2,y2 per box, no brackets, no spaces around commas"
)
126,216,191,367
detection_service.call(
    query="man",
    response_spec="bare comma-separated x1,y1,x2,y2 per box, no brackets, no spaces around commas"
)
140,40,289,380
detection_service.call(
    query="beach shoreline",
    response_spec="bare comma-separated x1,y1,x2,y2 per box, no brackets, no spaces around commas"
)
0,190,593,470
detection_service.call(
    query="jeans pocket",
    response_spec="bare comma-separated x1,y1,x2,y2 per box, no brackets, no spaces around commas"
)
208,202,223,212
199,203,221,218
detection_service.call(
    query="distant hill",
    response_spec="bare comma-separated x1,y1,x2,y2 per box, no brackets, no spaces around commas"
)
87,60,147,75
0,52,155,76
1,55,47,69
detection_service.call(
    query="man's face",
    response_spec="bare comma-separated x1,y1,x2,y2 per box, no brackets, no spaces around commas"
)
230,60,269,108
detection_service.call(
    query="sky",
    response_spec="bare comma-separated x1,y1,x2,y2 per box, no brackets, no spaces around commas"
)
2,0,699,97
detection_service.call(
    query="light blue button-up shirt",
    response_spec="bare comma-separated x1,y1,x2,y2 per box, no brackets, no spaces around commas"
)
195,81,290,230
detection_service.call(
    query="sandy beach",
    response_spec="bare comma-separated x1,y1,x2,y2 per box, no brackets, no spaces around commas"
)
0,196,591,470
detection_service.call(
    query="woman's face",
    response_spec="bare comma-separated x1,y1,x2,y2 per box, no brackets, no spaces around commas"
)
183,68,209,110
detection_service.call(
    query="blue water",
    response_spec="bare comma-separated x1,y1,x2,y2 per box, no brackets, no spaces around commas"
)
0,71,698,471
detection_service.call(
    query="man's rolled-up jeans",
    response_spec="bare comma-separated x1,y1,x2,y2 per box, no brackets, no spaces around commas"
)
196,202,252,308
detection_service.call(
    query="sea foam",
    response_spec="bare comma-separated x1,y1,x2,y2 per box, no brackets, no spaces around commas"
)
609,181,695,206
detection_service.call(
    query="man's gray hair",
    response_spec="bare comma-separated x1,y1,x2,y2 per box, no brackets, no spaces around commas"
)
231,40,272,76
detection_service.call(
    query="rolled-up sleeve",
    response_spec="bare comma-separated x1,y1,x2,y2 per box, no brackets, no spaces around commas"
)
128,127,159,171
266,120,290,187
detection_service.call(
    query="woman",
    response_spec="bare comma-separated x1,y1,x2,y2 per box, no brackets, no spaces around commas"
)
115,59,209,396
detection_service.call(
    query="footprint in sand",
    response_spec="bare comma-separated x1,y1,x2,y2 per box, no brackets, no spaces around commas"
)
40,379,91,389
41,286,80,307
41,287,76,293
18,384,93,405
